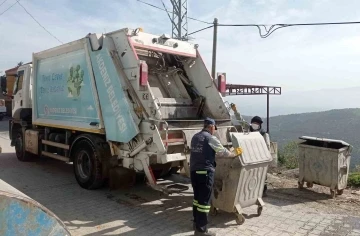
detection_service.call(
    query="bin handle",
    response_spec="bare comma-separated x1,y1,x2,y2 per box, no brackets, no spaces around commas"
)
346,145,353,157
340,165,348,170
243,122,251,135
340,145,353,173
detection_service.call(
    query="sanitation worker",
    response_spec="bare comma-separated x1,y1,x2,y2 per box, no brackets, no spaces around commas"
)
250,115,271,196
190,118,239,236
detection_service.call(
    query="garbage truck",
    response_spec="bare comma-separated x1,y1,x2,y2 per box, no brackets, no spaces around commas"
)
9,27,238,193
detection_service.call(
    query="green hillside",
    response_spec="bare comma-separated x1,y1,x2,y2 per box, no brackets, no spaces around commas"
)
241,108,360,171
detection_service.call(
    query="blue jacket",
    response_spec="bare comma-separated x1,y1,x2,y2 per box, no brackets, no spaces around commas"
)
190,130,233,172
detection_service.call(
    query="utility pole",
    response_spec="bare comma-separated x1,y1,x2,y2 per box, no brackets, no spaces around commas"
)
267,88,270,133
211,18,218,79
162,0,188,40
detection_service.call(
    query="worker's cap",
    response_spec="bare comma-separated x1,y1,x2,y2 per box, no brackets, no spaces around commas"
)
251,116,263,124
204,117,217,130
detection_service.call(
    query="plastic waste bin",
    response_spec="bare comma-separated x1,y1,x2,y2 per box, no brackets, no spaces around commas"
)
298,136,352,198
210,132,272,224
0,179,71,235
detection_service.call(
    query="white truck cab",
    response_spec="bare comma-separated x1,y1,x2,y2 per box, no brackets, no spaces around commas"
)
0,99,6,120
12,64,32,118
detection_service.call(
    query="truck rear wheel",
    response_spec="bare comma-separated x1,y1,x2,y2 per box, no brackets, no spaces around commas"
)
73,139,104,190
14,131,33,162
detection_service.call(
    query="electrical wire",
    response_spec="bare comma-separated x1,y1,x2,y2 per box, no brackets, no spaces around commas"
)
0,0,17,17
137,0,211,24
0,0,63,44
218,21,360,38
137,0,360,38
219,21,360,27
187,21,360,38
0,0,9,7
186,25,213,36
16,1,63,44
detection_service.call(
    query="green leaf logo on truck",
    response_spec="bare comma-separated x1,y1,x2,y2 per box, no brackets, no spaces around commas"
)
67,65,84,99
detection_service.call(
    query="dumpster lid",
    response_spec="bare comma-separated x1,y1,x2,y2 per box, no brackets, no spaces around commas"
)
299,136,350,147
230,132,272,166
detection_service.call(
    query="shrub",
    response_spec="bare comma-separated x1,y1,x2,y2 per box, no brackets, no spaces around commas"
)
348,172,360,187
278,141,299,169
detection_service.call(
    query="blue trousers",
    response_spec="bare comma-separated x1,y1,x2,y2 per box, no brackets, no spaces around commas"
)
191,170,214,232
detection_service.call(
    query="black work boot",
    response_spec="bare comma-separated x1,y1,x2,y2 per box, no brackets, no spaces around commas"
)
194,230,216,236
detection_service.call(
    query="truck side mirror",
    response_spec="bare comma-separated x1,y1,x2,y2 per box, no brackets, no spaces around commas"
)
0,75,6,94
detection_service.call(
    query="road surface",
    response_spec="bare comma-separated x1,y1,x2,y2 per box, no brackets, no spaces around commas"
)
0,119,360,236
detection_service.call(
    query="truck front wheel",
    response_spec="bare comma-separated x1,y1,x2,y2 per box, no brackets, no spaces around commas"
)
73,139,104,190
14,131,33,162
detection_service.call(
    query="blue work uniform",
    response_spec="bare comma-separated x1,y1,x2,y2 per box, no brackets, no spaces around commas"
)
190,129,233,233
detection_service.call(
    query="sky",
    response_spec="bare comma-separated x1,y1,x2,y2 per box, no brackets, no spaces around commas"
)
1,0,360,115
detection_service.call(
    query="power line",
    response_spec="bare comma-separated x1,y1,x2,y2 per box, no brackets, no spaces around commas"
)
136,0,360,38
0,0,17,17
188,21,360,38
16,1,63,44
0,0,9,7
187,25,213,36
220,21,360,38
219,21,360,27
137,0,211,24
0,0,63,44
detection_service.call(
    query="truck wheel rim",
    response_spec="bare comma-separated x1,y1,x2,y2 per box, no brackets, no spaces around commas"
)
77,151,91,180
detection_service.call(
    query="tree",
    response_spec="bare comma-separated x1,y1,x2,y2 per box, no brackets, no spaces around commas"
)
17,61,23,67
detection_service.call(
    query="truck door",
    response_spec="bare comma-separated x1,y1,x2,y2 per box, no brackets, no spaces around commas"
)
12,70,24,117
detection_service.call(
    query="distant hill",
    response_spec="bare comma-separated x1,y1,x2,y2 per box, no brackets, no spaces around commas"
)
226,86,360,117
234,108,360,171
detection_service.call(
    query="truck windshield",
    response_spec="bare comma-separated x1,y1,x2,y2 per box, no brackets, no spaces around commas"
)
13,70,24,95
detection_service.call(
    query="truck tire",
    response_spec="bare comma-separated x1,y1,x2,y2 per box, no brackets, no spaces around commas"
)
151,163,172,179
73,139,104,190
167,167,180,176
14,131,33,162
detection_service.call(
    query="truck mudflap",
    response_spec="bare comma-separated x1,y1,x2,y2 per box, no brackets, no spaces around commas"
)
0,179,71,236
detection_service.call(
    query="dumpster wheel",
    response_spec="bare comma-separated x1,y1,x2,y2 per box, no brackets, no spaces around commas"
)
257,206,263,216
298,181,304,189
337,189,344,195
235,213,245,225
210,206,218,216
330,189,336,199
